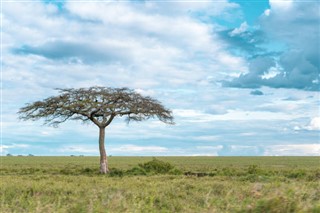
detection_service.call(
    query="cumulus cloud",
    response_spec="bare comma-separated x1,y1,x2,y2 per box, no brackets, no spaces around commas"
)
2,1,319,156
295,117,320,131
174,108,303,123
192,136,220,142
191,145,223,156
0,144,30,155
2,1,246,146
110,145,168,153
58,144,168,155
14,40,133,64
307,117,320,131
218,28,266,56
222,0,320,91
293,117,320,131
263,144,320,156
220,144,320,156
3,1,246,102
58,145,98,154
57,144,225,156
229,21,248,36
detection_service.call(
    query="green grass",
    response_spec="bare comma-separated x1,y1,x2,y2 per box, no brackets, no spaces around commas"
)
1,156,320,212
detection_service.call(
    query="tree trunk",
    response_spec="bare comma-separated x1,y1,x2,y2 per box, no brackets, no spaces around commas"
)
99,127,108,174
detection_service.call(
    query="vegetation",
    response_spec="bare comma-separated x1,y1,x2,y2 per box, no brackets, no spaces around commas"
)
1,156,319,212
18,87,174,173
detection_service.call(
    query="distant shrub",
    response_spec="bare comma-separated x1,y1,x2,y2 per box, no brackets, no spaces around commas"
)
208,172,216,177
219,167,237,176
247,165,259,174
138,158,174,174
60,169,72,175
108,159,181,176
169,168,183,175
285,170,306,179
108,168,124,177
81,167,94,174
126,167,147,176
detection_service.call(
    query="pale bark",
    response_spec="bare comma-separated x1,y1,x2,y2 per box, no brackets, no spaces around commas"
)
99,127,108,174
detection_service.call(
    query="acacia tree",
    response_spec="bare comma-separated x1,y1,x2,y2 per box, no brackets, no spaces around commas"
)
18,87,174,174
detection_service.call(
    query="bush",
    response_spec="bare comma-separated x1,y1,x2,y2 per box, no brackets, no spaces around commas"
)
248,165,259,174
108,159,181,176
108,168,125,177
219,167,237,176
169,168,183,175
81,167,95,174
285,170,306,179
138,158,174,174
126,167,147,176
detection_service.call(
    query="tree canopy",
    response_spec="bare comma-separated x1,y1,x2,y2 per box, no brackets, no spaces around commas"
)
19,87,174,127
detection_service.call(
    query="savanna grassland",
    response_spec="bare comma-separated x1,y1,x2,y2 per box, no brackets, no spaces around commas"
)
1,156,320,212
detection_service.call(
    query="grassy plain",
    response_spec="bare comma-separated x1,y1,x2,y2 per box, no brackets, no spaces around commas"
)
1,156,320,212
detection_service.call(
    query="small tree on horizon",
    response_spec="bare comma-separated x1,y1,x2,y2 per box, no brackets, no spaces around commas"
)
18,86,174,174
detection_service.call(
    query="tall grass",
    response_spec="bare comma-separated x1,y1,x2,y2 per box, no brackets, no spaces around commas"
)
1,156,319,212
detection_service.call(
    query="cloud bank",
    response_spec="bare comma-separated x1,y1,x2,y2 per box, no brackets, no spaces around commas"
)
222,0,320,91
2,1,319,156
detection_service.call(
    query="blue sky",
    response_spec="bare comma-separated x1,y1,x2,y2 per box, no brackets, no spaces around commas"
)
1,0,319,156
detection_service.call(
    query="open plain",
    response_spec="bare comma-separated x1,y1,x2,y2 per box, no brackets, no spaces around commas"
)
1,156,319,212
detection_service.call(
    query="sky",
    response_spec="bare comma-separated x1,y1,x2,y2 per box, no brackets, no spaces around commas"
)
1,0,319,156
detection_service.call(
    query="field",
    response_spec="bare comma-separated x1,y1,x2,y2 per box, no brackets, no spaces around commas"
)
1,156,320,212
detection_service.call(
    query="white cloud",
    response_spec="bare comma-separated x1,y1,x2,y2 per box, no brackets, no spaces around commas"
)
191,145,223,156
64,2,222,54
0,144,30,155
269,0,293,11
58,145,98,154
110,145,168,153
263,9,271,16
55,144,224,156
229,145,260,153
264,144,320,156
293,117,320,131
225,0,319,91
143,0,238,17
134,88,156,97
174,108,304,123
261,65,281,80
56,144,169,155
174,109,205,118
305,117,320,131
3,1,247,112
229,22,248,36
190,153,218,156
192,136,220,142
239,132,256,136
